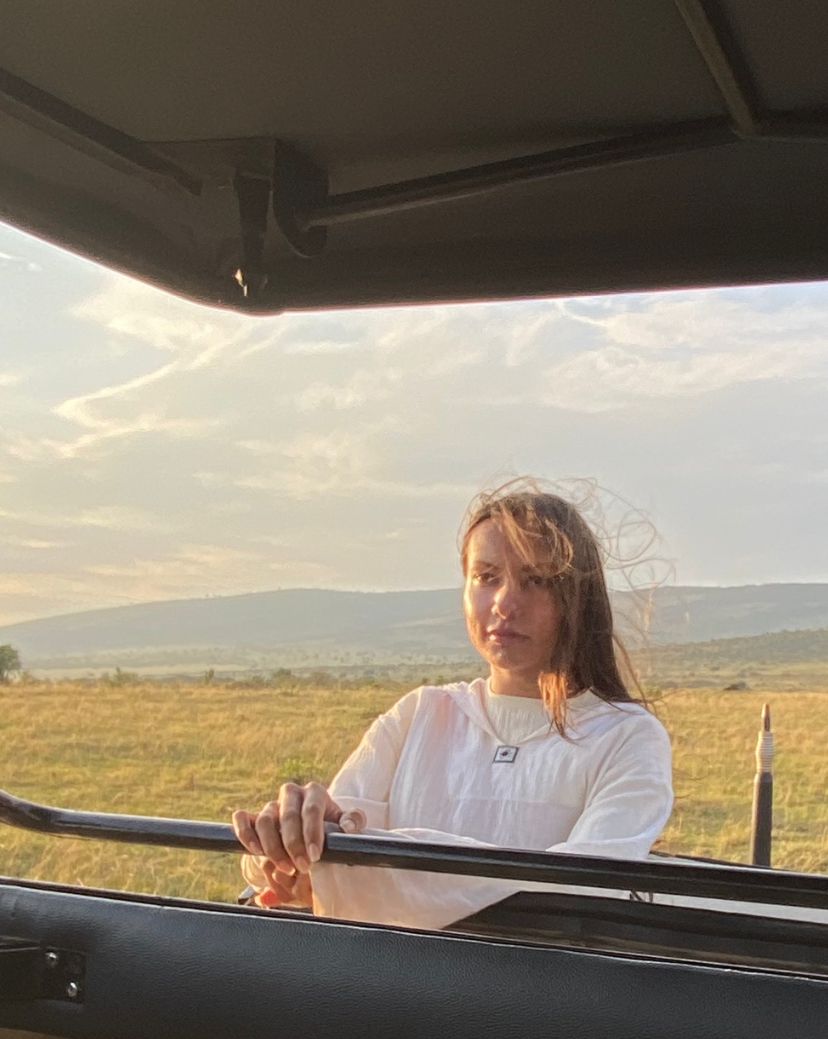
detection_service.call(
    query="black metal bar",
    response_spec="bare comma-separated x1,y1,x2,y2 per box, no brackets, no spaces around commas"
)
342,834,828,910
2,789,826,909
298,119,737,230
673,0,761,137
752,774,774,866
0,788,239,853
0,66,201,196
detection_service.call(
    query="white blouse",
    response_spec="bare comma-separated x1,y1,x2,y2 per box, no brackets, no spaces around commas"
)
481,681,551,746
243,678,673,929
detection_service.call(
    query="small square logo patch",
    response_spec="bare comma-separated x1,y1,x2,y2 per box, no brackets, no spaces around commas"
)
493,745,519,763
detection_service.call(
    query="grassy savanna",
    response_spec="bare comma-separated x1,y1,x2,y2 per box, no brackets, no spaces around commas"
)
0,681,826,902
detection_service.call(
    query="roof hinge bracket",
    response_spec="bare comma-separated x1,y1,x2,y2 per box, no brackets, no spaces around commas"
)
272,141,328,259
233,169,271,299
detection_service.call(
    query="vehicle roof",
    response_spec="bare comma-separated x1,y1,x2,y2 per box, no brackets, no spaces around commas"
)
2,1,828,312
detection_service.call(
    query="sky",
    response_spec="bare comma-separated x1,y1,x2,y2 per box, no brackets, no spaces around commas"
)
2,220,828,625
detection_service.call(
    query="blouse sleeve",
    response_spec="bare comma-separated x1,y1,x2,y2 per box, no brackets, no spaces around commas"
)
309,711,673,930
547,711,673,858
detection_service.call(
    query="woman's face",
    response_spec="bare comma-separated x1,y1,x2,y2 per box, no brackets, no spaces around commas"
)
463,518,562,693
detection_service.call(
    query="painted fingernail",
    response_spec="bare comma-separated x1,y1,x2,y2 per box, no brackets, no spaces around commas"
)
308,843,321,863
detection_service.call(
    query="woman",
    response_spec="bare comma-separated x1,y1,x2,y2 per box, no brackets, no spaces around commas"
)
233,481,673,929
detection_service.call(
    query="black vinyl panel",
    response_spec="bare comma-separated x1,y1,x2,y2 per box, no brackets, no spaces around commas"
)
1,881,827,1039
723,1,828,110
0,2,720,143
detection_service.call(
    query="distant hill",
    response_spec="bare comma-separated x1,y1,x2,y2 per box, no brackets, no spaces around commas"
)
644,626,828,690
4,583,828,672
0,589,465,670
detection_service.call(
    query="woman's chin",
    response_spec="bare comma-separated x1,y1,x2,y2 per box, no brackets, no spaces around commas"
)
482,645,533,671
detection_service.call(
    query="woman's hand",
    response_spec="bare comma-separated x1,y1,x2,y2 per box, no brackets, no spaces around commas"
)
252,864,313,909
233,781,366,879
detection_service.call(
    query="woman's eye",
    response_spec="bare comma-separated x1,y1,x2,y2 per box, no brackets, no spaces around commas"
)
474,572,494,585
526,574,545,587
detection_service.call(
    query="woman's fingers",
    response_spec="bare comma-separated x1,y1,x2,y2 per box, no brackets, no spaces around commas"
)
338,808,367,834
291,871,313,907
233,782,362,880
256,864,313,909
231,809,264,856
301,783,329,864
278,782,310,872
255,888,283,908
252,799,293,874
231,805,292,873
278,781,355,872
259,861,298,904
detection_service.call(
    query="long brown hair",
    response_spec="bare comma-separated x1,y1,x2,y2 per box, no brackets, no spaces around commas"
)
460,479,647,733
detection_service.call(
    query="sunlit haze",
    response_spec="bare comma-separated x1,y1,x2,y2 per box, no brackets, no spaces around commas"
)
2,221,827,625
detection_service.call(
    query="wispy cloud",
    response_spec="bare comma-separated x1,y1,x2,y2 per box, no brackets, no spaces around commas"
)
0,250,42,273
541,292,828,412
0,503,177,534
5,535,68,550
4,223,828,623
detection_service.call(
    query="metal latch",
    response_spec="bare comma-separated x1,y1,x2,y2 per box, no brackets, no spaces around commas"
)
0,937,85,1003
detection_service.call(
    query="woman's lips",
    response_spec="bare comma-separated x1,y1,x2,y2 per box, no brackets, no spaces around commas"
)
487,629,526,643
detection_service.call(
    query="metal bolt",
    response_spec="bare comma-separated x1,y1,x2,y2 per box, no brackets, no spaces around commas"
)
44,951,59,968
65,981,80,1000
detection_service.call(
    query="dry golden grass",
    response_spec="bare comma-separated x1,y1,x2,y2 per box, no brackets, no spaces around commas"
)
0,681,825,902
657,690,828,871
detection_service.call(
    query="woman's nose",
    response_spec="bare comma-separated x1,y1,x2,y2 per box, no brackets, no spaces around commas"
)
493,577,520,617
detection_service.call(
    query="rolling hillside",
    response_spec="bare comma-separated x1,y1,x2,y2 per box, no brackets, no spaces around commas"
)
4,583,828,672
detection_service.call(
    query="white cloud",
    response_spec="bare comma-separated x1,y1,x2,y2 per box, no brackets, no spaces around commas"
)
70,277,252,358
296,380,373,412
541,344,809,412
74,506,179,534
55,362,178,427
597,294,828,353
0,503,183,536
2,434,64,463
540,293,828,412
0,250,41,273
4,259,828,622
5,535,68,550
81,545,338,605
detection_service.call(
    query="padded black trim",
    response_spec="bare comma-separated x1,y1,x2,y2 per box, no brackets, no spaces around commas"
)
1,880,826,1039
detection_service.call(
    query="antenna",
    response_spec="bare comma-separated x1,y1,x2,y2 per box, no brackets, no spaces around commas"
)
750,703,774,866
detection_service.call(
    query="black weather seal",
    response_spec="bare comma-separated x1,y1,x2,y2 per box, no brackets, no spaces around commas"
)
297,118,737,231
0,66,202,196
1,788,826,910
454,891,828,976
